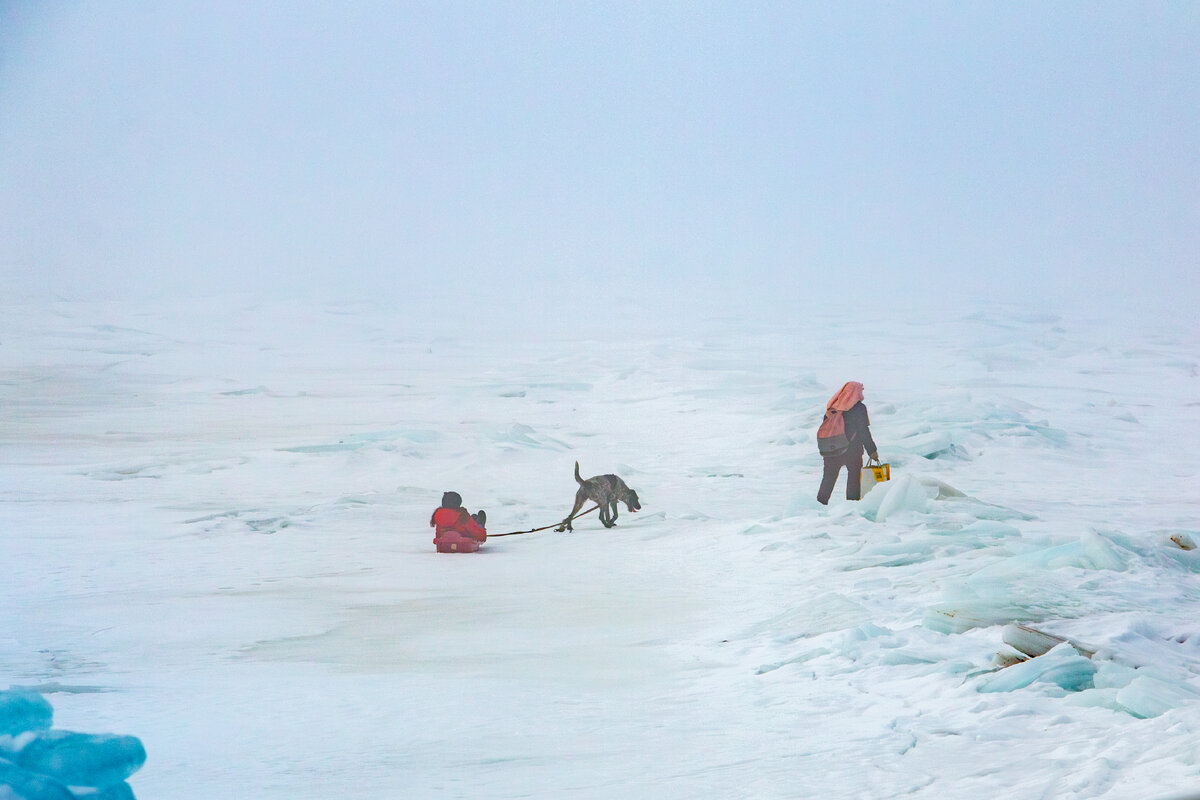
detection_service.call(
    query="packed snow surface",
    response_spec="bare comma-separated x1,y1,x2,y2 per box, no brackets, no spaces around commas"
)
2,298,1199,799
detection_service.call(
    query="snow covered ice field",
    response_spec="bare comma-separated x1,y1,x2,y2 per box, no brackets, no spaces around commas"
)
2,297,1199,799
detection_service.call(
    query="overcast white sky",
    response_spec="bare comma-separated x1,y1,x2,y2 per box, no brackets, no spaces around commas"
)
1,2,1197,318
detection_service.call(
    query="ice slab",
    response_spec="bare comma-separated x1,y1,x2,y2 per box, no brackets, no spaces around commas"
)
15,732,146,790
971,529,1127,580
860,475,933,522
857,475,1030,524
1114,675,1200,719
923,582,1043,634
0,691,52,737
1062,670,1200,718
0,757,75,800
976,643,1097,693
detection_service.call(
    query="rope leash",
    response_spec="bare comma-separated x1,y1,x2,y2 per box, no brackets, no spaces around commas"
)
488,504,599,537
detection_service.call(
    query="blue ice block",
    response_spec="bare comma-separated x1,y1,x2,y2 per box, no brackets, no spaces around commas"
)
0,756,75,800
1115,674,1200,719
0,690,53,736
16,731,146,789
977,644,1097,694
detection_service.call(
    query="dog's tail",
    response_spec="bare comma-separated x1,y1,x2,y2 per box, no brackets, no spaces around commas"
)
574,461,584,486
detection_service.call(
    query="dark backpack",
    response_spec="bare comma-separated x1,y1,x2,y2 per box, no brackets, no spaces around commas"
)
817,409,851,456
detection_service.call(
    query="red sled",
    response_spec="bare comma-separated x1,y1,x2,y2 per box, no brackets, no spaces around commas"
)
434,531,481,553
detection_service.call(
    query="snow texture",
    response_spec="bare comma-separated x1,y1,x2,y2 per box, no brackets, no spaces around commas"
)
2,298,1199,799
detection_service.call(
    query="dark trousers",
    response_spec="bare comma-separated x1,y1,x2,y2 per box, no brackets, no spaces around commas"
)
817,450,863,504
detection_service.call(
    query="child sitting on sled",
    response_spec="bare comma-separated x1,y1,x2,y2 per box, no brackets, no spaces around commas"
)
430,491,487,551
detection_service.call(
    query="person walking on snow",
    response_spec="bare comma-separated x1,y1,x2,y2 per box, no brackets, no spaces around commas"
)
816,381,880,504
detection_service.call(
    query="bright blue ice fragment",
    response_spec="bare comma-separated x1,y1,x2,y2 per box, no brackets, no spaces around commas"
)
16,731,146,789
976,645,1096,694
1037,656,1098,692
0,756,75,800
0,690,53,736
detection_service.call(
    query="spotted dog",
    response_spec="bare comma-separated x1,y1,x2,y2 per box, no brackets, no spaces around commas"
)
556,461,641,532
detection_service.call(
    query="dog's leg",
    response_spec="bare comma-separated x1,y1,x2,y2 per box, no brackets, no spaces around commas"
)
556,489,588,532
606,499,618,527
556,502,580,531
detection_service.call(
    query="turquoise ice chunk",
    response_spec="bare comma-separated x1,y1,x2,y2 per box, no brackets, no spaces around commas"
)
16,731,146,789
1115,675,1200,719
977,644,1096,693
1037,655,1098,692
0,757,75,800
0,691,53,736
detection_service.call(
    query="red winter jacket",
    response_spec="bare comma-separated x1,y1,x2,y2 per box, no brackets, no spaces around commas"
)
430,507,487,542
